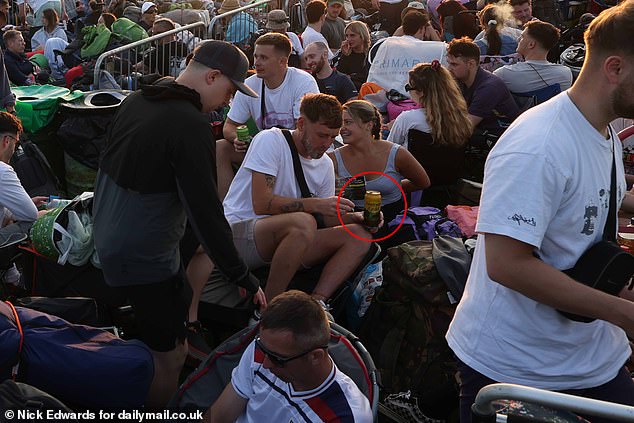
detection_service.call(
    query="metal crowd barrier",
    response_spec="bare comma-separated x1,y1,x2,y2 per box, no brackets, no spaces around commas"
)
208,0,276,45
93,21,206,90
472,384,634,423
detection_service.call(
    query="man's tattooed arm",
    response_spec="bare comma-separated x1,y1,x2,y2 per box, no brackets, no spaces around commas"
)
280,201,305,213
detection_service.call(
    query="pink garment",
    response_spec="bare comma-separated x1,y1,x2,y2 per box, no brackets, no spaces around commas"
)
446,205,479,238
387,99,420,121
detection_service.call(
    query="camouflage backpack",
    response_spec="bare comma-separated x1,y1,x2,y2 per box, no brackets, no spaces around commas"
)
359,241,459,421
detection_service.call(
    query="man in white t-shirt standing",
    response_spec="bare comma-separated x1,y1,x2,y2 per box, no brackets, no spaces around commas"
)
217,33,319,199
493,21,572,95
301,0,334,60
210,290,372,423
446,2,634,422
223,93,375,305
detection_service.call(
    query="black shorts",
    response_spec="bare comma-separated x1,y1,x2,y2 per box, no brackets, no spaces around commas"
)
121,270,192,352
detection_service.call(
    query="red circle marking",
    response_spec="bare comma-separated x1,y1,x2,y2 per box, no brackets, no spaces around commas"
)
336,171,408,243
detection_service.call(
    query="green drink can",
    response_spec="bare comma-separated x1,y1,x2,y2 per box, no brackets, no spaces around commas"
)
236,125,252,146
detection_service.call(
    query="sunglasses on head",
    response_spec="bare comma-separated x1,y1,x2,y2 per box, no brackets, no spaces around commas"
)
255,336,328,368
404,83,417,92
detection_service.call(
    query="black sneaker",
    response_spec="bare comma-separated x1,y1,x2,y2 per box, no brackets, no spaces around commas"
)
185,321,211,365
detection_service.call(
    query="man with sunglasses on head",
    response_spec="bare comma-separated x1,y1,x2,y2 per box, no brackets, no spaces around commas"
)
210,290,372,423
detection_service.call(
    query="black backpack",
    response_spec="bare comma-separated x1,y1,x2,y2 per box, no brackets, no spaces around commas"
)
0,380,71,422
10,141,62,198
359,241,460,421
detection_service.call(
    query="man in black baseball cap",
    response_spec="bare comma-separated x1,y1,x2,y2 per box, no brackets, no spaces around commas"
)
189,40,258,99
93,40,265,409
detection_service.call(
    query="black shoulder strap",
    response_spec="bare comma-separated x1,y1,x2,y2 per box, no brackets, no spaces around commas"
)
260,82,267,130
281,129,312,198
526,62,549,87
603,127,617,242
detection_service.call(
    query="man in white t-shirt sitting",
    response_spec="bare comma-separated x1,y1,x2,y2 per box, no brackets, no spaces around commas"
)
217,33,319,200
446,2,634,422
301,0,334,60
493,21,572,96
210,290,372,423
223,93,375,305
0,112,47,283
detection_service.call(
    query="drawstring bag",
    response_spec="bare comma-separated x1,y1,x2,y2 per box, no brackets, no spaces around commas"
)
30,192,94,266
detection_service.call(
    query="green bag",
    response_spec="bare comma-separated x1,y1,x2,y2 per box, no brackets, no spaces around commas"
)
111,17,148,44
81,24,112,59
13,85,84,133
29,53,49,70
168,3,192,10
30,193,94,266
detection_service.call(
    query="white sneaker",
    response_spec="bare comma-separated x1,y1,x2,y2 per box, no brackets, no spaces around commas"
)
1,264,21,286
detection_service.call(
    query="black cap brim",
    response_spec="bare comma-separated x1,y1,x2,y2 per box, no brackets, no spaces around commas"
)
232,80,258,98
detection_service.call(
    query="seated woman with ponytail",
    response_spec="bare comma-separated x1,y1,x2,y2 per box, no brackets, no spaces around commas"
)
473,4,522,56
328,99,431,226
387,60,473,192
387,60,472,150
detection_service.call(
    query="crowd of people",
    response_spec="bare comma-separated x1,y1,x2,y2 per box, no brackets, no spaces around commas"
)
1,0,634,419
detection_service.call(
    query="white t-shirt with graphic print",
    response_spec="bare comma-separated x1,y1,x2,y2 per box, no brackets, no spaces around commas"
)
227,67,319,131
231,340,372,423
223,127,335,225
446,92,631,391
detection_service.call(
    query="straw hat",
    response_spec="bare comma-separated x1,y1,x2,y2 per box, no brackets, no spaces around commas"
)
218,0,240,14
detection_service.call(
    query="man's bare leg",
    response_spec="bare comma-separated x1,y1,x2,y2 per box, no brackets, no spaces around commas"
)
216,139,246,201
301,224,372,301
185,246,214,323
253,212,318,301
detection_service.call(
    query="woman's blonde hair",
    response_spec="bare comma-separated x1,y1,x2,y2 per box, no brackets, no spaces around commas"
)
344,21,371,53
408,62,472,146
343,100,382,140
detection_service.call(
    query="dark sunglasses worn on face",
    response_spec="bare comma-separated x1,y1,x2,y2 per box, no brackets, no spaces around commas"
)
404,83,417,92
255,336,328,368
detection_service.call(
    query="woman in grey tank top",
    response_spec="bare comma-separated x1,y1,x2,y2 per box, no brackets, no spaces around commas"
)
327,100,430,225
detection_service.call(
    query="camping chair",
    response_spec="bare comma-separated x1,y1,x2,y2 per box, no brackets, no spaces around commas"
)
619,125,634,143
407,129,466,208
512,83,562,112
168,322,380,422
511,81,561,112
472,383,634,423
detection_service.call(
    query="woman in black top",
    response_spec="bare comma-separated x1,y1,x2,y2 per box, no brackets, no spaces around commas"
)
335,21,370,90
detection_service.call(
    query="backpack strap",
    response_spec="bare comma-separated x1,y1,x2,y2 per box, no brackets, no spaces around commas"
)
280,129,326,228
1,301,24,381
377,298,410,391
281,129,311,199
